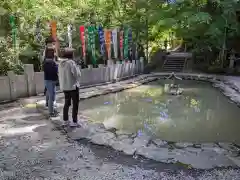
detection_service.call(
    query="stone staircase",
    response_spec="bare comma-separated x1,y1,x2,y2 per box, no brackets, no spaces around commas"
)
162,52,192,72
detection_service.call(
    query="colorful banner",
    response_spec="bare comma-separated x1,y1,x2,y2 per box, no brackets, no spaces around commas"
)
98,26,105,56
79,25,86,58
128,28,132,59
87,25,96,64
50,20,57,40
119,30,124,60
67,24,73,48
105,29,112,60
9,15,16,50
112,28,118,59
123,27,129,60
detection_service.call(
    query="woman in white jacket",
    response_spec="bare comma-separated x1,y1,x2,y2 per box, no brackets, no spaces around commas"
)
58,48,81,127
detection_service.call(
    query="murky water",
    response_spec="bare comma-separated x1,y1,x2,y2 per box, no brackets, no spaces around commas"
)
79,80,240,143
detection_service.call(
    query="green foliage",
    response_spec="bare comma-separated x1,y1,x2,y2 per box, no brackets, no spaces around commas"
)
0,0,240,74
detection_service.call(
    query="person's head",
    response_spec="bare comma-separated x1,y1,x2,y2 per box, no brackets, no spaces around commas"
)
45,36,56,48
61,48,75,59
44,47,55,60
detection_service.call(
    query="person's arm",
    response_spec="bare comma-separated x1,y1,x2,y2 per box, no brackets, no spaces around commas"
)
41,48,46,63
54,61,58,75
70,60,81,80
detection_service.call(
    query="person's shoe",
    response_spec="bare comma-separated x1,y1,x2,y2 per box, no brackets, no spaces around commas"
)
70,122,81,128
49,111,59,118
53,109,59,114
63,121,70,126
53,102,57,108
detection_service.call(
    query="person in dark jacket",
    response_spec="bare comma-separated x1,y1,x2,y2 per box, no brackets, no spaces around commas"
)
43,36,58,107
43,47,59,117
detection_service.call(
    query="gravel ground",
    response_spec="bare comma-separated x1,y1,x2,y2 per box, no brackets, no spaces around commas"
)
0,103,239,180
1,75,240,179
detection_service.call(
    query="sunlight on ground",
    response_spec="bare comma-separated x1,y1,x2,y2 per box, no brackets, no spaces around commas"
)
30,142,55,152
0,124,47,136
24,103,37,108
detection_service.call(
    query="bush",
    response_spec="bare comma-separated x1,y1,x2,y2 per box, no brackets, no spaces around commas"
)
207,66,225,74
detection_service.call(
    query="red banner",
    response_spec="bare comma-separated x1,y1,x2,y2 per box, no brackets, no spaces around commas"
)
105,29,111,59
119,30,123,60
79,26,86,58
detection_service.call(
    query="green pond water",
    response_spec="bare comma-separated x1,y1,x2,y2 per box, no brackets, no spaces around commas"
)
79,80,240,143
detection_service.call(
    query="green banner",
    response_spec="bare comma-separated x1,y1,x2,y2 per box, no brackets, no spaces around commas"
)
87,25,96,65
10,15,17,50
123,27,129,60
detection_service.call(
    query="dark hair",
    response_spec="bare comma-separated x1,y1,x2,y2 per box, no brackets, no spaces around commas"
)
62,48,74,59
45,36,56,45
44,48,55,59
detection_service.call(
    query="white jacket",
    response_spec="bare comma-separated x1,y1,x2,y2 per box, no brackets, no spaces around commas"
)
58,58,81,91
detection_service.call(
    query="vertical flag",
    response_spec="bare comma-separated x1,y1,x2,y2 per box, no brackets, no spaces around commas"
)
9,15,17,50
35,17,42,43
123,27,129,60
50,20,57,40
112,28,118,59
105,29,112,60
67,24,73,48
128,28,132,60
87,25,96,64
50,20,59,57
119,30,124,60
135,43,138,60
79,25,86,59
98,26,105,56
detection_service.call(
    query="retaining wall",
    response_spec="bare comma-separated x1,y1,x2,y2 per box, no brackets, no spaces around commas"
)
0,60,144,102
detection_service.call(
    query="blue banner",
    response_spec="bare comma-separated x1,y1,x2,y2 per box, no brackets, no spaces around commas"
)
98,26,105,56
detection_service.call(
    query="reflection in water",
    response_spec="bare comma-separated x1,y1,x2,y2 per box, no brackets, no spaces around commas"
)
79,80,240,143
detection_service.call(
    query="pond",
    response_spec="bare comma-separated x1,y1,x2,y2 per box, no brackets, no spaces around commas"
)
79,80,240,143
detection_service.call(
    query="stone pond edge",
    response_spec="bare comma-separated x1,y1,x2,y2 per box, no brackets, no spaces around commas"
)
35,73,240,169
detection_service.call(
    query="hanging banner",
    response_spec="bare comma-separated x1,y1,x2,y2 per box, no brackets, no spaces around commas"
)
35,17,42,43
135,43,138,60
112,28,118,59
10,15,17,50
105,29,112,60
123,27,129,60
119,30,124,60
87,25,96,64
128,28,132,60
50,20,57,40
98,26,105,56
67,24,73,48
79,25,86,58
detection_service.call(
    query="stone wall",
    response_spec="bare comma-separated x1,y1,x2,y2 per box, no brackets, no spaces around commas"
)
0,59,144,102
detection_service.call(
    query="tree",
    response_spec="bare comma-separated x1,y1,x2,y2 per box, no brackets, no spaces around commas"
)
1,0,240,74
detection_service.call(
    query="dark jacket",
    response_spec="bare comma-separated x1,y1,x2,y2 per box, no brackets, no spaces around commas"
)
43,59,58,81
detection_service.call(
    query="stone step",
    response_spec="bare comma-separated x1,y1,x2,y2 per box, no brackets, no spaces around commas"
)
164,63,185,66
163,64,184,67
162,57,186,72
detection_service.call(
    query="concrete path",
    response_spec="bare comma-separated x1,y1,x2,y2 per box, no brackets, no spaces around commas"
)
0,75,240,179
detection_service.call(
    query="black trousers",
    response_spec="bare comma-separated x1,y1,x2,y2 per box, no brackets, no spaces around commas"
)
63,87,79,122
44,87,47,95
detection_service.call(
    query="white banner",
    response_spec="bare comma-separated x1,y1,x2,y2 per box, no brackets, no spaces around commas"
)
135,43,138,60
67,24,73,48
112,28,118,59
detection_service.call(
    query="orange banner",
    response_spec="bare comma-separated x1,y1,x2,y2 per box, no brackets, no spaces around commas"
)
105,30,111,59
50,21,57,40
